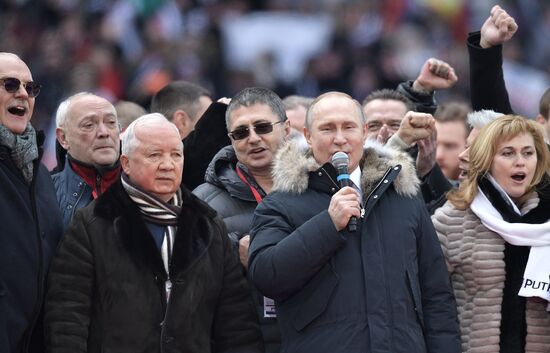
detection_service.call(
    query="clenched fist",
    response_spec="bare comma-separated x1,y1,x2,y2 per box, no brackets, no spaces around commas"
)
480,5,518,49
412,58,458,93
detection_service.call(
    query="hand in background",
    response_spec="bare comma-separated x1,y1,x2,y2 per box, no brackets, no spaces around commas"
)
217,97,231,105
416,128,437,178
412,58,458,94
480,5,518,49
396,111,435,146
239,235,250,269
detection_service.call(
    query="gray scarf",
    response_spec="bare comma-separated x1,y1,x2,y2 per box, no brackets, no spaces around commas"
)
121,173,182,302
0,124,39,183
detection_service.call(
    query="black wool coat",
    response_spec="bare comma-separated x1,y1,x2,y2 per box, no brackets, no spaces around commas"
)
0,134,63,353
45,180,263,353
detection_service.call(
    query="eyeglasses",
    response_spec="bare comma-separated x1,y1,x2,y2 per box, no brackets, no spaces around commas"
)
0,77,41,98
228,120,285,140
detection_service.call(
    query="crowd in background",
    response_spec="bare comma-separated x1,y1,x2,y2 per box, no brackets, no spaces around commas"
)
2,0,550,170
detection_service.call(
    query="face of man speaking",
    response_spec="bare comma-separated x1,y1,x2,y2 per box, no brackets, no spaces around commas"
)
0,53,36,134
121,120,184,202
305,93,367,172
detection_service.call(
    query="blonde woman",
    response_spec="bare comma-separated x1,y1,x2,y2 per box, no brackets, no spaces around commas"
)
432,115,550,352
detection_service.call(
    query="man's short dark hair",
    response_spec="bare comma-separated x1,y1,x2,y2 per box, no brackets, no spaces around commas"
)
150,81,211,122
225,87,286,129
362,89,414,112
539,87,550,121
434,102,472,134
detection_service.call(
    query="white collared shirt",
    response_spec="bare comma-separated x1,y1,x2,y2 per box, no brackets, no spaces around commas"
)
350,166,362,199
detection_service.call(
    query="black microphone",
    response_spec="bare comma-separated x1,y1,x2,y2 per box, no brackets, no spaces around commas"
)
331,152,357,232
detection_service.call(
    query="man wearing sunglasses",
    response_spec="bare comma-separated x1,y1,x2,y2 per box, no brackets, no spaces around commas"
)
0,52,63,353
51,93,121,228
193,87,290,353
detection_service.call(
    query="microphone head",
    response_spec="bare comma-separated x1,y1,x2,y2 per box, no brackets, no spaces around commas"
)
331,151,349,173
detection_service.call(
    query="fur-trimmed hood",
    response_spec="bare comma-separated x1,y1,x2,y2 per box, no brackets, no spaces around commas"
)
272,140,420,198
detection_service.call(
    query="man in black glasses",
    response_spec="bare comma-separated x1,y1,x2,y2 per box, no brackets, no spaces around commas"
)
0,52,63,353
194,87,290,353
51,93,121,228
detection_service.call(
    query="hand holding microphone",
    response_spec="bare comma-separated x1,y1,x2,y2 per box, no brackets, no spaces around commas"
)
329,152,360,232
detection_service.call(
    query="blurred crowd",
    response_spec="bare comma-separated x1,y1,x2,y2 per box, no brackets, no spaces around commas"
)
1,0,550,168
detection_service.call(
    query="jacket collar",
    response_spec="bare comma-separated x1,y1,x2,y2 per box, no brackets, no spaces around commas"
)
205,145,258,202
68,154,120,198
272,140,419,197
94,179,218,278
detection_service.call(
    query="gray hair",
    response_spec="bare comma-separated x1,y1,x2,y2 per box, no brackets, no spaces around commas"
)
55,92,106,128
122,113,181,156
225,87,286,129
282,95,314,111
305,91,366,130
467,109,504,129
115,100,147,131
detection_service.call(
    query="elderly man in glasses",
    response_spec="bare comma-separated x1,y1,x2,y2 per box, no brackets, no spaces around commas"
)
0,52,63,353
51,93,121,228
193,87,290,353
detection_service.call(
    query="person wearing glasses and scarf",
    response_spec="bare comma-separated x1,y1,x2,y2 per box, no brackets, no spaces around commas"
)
432,115,550,352
193,87,290,353
0,52,63,353
45,113,262,353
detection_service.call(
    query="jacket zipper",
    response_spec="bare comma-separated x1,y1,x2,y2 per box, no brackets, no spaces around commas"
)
361,167,393,218
70,182,86,220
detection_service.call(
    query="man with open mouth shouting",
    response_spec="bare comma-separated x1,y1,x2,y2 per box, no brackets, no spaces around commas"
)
0,52,64,353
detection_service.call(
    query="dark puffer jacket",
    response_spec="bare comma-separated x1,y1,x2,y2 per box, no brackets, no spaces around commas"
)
51,158,93,228
248,141,461,353
193,145,281,353
45,180,263,353
0,133,63,353
193,146,258,244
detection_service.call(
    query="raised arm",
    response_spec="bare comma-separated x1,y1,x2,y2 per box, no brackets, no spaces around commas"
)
397,58,458,115
468,5,517,114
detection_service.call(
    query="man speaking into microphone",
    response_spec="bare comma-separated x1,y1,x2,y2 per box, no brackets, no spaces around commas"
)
248,92,460,353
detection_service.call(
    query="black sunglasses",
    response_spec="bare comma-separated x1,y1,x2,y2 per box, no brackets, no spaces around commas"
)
228,120,285,140
0,77,41,98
